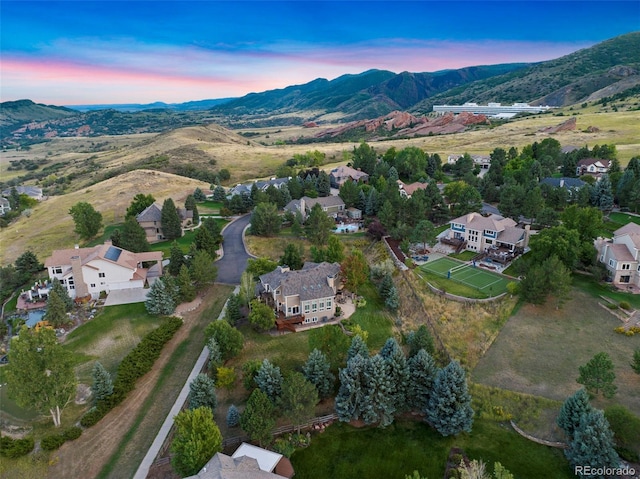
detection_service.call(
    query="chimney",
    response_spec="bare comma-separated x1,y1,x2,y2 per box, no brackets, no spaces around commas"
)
70,255,89,299
279,265,290,273
524,225,531,249
560,179,564,188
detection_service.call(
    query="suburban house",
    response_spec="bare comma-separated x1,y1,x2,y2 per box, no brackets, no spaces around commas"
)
576,158,611,177
596,222,640,288
0,197,11,215
540,177,587,199
228,177,290,197
284,196,345,219
136,203,193,243
397,180,428,199
257,262,341,327
447,154,491,170
1,185,44,201
185,443,294,479
444,212,529,255
44,241,163,299
329,165,369,188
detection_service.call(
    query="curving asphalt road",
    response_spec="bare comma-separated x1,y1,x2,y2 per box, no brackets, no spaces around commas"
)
215,214,253,285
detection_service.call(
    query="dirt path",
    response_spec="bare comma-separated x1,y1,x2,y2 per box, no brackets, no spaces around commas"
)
47,301,203,479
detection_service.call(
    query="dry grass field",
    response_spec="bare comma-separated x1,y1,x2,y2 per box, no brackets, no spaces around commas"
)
0,169,208,264
473,289,640,417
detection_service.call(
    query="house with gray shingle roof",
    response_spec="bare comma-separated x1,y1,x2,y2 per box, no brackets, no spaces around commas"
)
283,195,345,220
447,212,528,253
597,222,640,289
136,203,164,243
257,262,341,324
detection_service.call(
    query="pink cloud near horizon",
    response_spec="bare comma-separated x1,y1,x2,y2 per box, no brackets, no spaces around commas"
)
1,39,591,105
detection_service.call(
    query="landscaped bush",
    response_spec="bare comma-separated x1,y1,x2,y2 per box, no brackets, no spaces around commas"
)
619,301,631,310
41,434,66,451
62,426,82,441
0,436,34,458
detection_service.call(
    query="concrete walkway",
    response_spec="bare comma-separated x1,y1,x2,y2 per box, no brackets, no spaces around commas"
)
132,286,239,479
103,288,149,306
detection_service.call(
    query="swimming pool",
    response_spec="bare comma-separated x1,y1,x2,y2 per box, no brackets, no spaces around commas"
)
336,224,359,233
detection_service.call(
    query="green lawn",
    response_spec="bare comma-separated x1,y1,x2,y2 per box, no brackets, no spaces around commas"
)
291,419,573,479
572,274,640,309
449,250,477,261
197,200,224,214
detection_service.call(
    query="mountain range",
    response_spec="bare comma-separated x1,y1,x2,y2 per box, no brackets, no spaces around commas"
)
1,31,639,141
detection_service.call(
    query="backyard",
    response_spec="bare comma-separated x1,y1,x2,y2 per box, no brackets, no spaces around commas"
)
473,287,640,419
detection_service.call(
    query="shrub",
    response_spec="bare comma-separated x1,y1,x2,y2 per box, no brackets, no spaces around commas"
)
80,406,107,428
62,426,82,441
619,301,631,310
0,436,34,458
41,434,66,451
272,437,296,458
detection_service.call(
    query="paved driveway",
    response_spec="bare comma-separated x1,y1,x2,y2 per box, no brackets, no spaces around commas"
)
215,214,253,285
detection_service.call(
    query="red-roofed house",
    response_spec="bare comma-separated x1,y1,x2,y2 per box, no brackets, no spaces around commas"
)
597,222,640,288
576,158,612,177
44,241,163,299
397,180,428,198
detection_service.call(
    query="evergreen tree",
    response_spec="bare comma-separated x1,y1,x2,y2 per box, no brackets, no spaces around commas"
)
177,264,196,303
188,373,217,411
190,250,217,287
388,166,399,182
362,354,395,427
335,354,368,422
279,372,319,434
379,337,410,412
224,293,242,325
279,243,304,270
145,278,176,315
565,409,620,477
119,216,150,252
171,407,222,477
577,352,617,398
379,273,394,300
339,180,360,208
194,226,218,259
325,235,345,263
240,389,275,447
303,348,335,399
365,187,379,216
251,202,281,236
50,277,73,311
408,349,439,413
254,359,283,403
207,337,222,369
202,217,222,245
317,171,331,197
8,186,20,210
358,189,367,211
426,360,474,436
110,228,122,248
226,404,240,427
632,348,640,374
407,324,436,357
592,174,614,211
557,389,593,440
347,334,369,361
44,288,70,327
291,212,303,238
168,241,185,276
91,361,113,403
385,286,399,310
213,184,227,202
193,188,206,202
185,195,199,224
161,198,182,240
305,203,335,246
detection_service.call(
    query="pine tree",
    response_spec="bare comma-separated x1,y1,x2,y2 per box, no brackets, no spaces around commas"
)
44,288,69,327
193,188,206,202
279,372,318,434
193,226,218,259
279,243,304,270
379,273,394,299
407,325,435,357
240,389,275,447
291,212,303,238
426,360,474,436
347,334,369,361
317,171,331,197
185,195,199,224
190,250,217,287
565,409,620,476
188,373,217,411
161,198,182,240
632,348,640,374
577,352,617,398
213,185,226,202
385,286,399,310
254,359,283,403
557,389,593,440
224,294,242,325
177,264,196,303
303,348,335,399
226,404,240,427
91,361,113,403
168,241,185,276
120,216,150,252
50,277,73,311
379,338,409,412
335,354,368,422
361,354,395,427
145,278,176,315
408,349,439,413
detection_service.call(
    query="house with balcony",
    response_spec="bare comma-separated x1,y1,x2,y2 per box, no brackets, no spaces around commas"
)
329,165,369,188
257,262,341,330
44,241,163,300
596,223,640,289
576,158,611,178
444,212,529,258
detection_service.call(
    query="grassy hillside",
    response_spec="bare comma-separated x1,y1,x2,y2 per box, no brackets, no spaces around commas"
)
0,170,208,265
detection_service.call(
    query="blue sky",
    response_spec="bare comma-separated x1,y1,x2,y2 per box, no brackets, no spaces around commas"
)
1,1,638,105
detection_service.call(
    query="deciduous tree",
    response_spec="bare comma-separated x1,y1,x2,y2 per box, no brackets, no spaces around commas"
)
279,372,318,434
248,299,275,331
44,288,71,328
177,264,196,303
125,193,155,218
189,250,217,287
308,325,350,370
171,407,222,477
6,328,77,427
204,320,243,361
341,249,369,294
69,202,103,239
632,348,640,374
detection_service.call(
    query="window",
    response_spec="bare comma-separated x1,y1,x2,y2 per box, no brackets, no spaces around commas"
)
99,272,106,278
621,275,631,283
319,301,325,311
304,303,310,314
53,266,63,274
609,259,615,267
287,307,292,313
312,302,318,312
68,277,74,285
326,299,332,309
90,283,96,288
622,264,631,270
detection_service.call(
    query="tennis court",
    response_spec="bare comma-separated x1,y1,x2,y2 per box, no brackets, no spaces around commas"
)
419,257,512,295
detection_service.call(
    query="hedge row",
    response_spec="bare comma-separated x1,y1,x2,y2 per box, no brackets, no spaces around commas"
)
40,427,82,451
0,436,35,458
81,316,182,428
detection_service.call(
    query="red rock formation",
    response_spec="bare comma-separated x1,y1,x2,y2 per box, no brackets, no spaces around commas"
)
303,121,318,128
538,117,577,134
